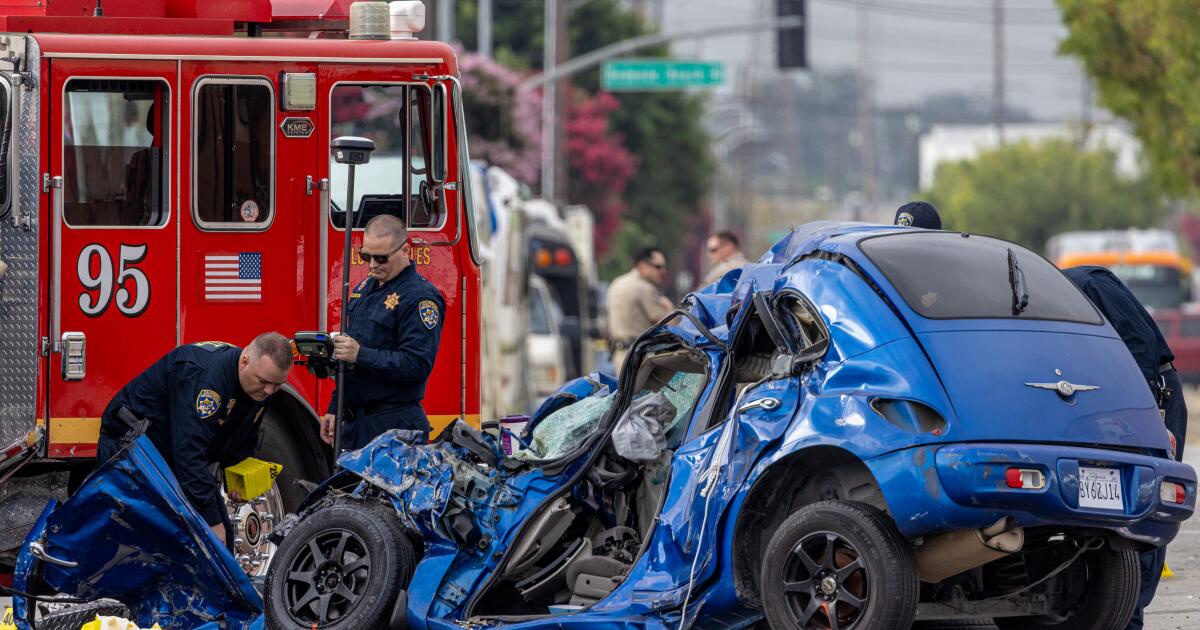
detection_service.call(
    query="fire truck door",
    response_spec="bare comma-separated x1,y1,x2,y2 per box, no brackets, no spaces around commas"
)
177,66,321,405
47,60,178,458
319,74,466,434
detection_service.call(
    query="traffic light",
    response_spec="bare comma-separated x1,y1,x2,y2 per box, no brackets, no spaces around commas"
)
777,0,807,70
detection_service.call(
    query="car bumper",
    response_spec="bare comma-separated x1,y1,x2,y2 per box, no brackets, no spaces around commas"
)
868,443,1196,546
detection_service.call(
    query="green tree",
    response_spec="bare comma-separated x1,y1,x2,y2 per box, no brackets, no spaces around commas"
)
924,139,1166,251
458,0,713,281
1058,1,1200,194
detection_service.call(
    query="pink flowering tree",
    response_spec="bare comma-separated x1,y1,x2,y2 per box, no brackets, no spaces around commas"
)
566,90,637,256
459,52,542,184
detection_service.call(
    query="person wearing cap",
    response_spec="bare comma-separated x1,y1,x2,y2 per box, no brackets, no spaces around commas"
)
894,201,942,230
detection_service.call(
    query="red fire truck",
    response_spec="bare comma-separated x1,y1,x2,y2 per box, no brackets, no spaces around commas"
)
0,0,482,576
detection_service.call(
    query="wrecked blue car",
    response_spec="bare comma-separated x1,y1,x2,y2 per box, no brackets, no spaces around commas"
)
17,224,1198,630
260,224,1195,630
12,434,263,630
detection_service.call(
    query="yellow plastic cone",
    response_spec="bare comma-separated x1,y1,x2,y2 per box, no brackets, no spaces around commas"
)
1163,562,1174,579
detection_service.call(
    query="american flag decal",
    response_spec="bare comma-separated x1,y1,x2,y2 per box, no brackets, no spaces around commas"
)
204,253,263,302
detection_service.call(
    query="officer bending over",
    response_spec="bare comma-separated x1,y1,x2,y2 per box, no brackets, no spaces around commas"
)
97,333,294,545
321,214,445,451
1064,266,1186,630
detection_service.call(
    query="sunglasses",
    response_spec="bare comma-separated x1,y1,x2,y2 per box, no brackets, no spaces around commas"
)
358,244,405,265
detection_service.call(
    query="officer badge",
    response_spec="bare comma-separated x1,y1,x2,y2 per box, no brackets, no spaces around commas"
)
897,212,914,227
196,389,222,419
384,292,401,310
419,299,440,329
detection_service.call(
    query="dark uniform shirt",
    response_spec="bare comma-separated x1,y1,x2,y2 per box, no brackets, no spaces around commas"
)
1063,266,1174,384
99,342,265,526
331,263,444,449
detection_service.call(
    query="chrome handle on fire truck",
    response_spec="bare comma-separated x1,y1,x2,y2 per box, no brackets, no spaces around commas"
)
318,177,330,331
29,541,78,568
49,175,63,352
61,332,85,381
306,175,315,196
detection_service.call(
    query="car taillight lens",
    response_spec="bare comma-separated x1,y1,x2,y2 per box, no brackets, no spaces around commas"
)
1161,481,1187,505
1005,467,1045,489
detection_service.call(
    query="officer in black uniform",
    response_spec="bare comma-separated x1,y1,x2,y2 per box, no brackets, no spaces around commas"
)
1064,266,1186,630
321,214,445,451
96,332,294,545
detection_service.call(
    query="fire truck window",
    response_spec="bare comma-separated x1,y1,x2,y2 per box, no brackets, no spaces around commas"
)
194,81,273,227
330,84,444,230
62,79,168,227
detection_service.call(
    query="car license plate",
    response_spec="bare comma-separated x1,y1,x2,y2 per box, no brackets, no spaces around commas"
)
1078,466,1123,511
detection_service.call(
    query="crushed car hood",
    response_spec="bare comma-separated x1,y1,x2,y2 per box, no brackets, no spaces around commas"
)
14,436,262,629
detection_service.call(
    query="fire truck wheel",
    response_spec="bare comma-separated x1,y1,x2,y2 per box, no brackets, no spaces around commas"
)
257,409,324,512
265,497,415,629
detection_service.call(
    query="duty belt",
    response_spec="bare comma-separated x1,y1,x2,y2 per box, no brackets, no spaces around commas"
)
350,401,420,419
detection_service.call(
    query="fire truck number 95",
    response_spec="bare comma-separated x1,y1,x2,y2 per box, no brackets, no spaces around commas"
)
77,244,150,318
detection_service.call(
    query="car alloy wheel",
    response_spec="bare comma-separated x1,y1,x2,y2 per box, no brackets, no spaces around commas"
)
782,531,869,629
283,528,373,624
760,501,918,630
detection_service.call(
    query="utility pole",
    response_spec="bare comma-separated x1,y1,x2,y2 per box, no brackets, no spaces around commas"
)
438,0,455,43
993,0,1005,144
856,2,877,210
541,0,569,204
478,0,493,57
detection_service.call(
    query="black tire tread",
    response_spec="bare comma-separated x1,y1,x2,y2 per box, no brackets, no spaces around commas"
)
993,546,1140,630
760,500,919,630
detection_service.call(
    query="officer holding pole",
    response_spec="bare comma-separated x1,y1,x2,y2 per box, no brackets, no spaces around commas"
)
321,137,445,453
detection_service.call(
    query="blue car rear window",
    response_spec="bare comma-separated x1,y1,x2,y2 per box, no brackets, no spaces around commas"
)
859,232,1103,324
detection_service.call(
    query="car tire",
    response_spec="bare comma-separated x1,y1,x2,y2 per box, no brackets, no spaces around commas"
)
993,546,1139,630
760,500,918,630
37,600,131,630
264,497,415,629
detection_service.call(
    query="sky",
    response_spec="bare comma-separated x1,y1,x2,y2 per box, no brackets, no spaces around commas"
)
656,0,1100,122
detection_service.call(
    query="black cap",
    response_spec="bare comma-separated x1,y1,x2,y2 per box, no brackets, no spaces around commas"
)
894,201,942,230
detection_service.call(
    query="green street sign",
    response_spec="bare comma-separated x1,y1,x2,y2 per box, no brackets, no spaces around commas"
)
601,59,725,91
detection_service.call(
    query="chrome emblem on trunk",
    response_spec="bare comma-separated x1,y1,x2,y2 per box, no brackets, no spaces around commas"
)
1026,372,1099,399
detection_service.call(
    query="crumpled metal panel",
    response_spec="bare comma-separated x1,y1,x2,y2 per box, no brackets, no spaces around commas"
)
13,436,262,629
0,35,41,449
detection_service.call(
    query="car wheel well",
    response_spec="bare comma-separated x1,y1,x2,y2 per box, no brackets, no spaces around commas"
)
731,445,887,608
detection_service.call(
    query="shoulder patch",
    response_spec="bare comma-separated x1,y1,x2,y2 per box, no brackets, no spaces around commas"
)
196,389,222,419
193,341,234,351
418,299,440,329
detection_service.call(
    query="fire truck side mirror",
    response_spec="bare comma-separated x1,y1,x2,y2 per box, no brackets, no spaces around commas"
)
432,84,448,183
331,136,376,166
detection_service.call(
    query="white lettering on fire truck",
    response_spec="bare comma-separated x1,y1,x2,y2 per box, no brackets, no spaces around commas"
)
77,244,151,318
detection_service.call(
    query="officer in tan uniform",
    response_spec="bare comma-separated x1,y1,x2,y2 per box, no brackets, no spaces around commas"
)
700,230,750,287
606,247,674,372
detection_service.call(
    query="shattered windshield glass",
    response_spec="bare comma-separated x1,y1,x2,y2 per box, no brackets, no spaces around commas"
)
512,371,705,461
